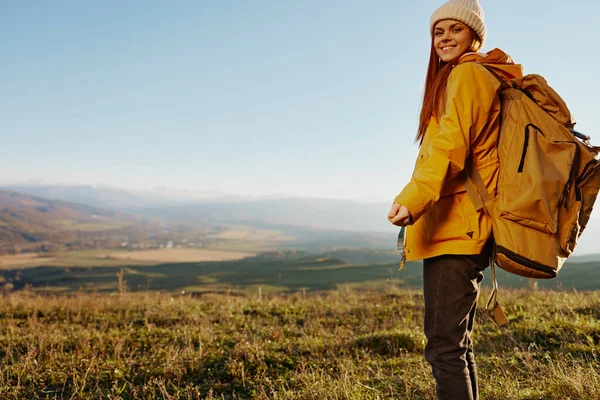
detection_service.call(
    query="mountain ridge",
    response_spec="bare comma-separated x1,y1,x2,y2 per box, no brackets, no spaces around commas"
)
2,184,600,257
0,189,149,254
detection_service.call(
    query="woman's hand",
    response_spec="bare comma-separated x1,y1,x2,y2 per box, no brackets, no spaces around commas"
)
387,203,412,227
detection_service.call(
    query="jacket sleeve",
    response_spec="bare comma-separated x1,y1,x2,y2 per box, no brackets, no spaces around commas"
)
394,63,501,222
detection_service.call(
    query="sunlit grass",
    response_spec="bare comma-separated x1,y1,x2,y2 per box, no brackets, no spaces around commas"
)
0,286,597,399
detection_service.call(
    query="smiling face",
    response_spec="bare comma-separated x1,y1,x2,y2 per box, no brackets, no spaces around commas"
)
433,20,478,63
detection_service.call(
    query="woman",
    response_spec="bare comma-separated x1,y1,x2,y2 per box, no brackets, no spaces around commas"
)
387,0,523,399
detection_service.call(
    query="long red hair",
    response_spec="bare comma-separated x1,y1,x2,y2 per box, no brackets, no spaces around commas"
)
415,30,481,145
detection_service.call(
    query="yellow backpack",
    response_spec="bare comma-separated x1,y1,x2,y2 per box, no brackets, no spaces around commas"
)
463,67,600,324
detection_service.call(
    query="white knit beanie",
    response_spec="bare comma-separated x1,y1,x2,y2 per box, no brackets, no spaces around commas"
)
430,0,487,47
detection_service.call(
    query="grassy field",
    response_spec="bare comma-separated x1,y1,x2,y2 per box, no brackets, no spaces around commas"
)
0,286,598,399
106,249,255,263
0,248,255,270
2,247,600,295
0,252,408,293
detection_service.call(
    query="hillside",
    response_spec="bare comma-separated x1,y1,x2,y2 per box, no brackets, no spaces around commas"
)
136,197,396,234
0,190,147,254
0,188,399,255
5,183,600,256
2,184,233,208
3,183,397,233
3,185,600,263
570,253,600,263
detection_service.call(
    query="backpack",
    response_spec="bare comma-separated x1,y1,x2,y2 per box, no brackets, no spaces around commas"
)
462,66,600,324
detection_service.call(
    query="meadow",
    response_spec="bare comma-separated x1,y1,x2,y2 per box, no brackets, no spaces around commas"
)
0,249,255,270
0,249,599,399
1,248,599,294
0,286,598,399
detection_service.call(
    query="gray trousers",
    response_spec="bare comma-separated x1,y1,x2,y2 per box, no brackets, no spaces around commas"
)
423,241,492,400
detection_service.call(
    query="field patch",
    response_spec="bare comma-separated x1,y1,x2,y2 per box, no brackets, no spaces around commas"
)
1,250,599,294
207,228,295,242
0,248,256,269
105,248,255,262
0,253,57,267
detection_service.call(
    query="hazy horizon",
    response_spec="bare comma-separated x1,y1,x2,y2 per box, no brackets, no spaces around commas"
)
0,179,390,203
2,179,600,256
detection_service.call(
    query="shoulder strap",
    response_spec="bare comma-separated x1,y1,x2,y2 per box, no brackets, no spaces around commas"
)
460,66,510,326
479,64,512,89
462,158,509,326
458,64,506,212
486,253,509,326
460,156,492,213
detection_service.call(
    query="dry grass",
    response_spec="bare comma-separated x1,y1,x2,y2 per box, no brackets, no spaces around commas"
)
105,248,255,262
0,253,58,267
0,286,597,399
0,249,255,269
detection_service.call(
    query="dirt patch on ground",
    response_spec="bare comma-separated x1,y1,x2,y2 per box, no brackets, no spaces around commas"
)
0,253,57,267
105,248,255,262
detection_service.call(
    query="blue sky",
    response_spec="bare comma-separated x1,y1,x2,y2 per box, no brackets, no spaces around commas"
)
2,0,600,204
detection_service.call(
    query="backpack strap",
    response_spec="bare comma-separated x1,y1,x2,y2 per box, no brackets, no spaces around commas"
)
460,156,492,213
460,66,513,326
461,176,484,211
461,158,509,326
485,245,509,326
479,64,512,89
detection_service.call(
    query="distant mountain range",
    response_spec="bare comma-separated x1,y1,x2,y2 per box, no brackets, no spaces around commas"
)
2,183,599,256
0,186,398,254
570,253,600,263
2,183,398,233
137,197,396,234
0,189,146,253
1,184,234,209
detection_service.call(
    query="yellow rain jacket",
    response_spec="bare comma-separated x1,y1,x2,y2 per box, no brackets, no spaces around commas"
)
394,48,524,261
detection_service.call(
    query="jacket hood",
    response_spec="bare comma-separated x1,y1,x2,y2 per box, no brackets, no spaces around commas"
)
458,48,524,80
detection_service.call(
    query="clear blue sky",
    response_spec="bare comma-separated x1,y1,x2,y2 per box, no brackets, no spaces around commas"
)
2,0,600,204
